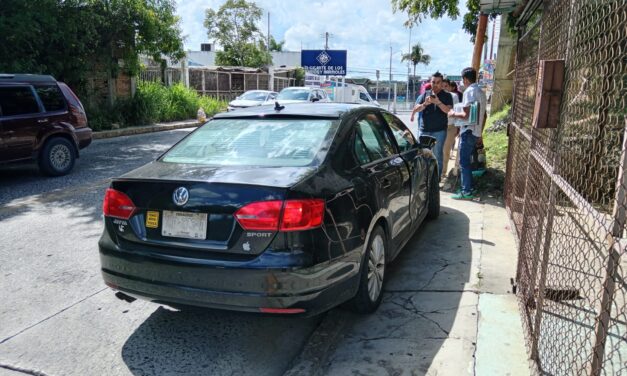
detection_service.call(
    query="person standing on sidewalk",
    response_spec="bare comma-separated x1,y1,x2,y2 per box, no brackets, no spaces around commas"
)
441,78,460,180
410,72,453,178
448,67,487,200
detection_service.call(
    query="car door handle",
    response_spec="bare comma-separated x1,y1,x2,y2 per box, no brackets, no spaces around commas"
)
37,118,49,123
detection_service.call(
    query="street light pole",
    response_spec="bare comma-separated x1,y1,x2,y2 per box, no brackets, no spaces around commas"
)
406,25,411,110
388,44,392,110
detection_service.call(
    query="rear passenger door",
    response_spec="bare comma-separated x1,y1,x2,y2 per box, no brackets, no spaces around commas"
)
0,85,45,162
353,112,412,250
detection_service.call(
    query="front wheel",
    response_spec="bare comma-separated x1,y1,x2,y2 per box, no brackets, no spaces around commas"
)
349,226,386,314
39,137,76,176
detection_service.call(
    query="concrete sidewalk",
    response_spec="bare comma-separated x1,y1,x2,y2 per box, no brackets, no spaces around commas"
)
285,110,530,375
92,119,200,140
285,194,530,376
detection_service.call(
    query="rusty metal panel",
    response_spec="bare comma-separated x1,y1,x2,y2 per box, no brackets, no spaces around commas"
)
532,59,565,129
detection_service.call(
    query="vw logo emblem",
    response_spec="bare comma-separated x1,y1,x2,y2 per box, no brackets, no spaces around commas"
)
172,187,189,206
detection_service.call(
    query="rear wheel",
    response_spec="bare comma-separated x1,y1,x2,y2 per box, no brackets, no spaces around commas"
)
427,168,440,220
39,137,76,176
349,226,386,313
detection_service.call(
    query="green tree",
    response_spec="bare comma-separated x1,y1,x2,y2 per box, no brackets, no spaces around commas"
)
0,0,185,89
391,0,497,41
204,0,272,67
401,43,431,95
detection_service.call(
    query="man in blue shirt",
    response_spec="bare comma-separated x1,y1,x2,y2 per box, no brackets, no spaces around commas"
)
410,72,453,179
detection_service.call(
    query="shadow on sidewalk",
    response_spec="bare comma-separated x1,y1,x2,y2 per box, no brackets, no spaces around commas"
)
320,205,475,375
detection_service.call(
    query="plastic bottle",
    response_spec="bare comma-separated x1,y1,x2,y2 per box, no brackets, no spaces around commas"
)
197,108,206,123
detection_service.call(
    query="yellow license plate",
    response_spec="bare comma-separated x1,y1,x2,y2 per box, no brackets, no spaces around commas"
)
146,211,159,228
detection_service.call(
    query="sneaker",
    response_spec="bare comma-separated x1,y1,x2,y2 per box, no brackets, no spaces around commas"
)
452,192,475,200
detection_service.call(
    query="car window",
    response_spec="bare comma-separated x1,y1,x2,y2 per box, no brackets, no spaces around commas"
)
319,90,327,99
383,113,416,152
35,85,66,112
359,92,370,102
277,89,310,101
239,91,268,101
0,86,40,117
354,113,396,162
162,118,337,167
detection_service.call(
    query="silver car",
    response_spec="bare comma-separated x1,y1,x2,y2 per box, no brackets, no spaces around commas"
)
228,90,278,111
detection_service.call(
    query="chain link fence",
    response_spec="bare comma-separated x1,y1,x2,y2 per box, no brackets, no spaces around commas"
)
139,67,296,101
505,0,626,374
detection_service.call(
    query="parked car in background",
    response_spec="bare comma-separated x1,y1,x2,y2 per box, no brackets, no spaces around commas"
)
99,103,439,317
0,74,92,176
334,84,380,106
264,87,330,105
227,90,278,111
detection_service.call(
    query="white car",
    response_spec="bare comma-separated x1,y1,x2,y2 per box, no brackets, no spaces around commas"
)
264,87,330,105
228,90,278,111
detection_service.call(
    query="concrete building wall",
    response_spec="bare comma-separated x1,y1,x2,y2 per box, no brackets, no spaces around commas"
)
492,21,516,112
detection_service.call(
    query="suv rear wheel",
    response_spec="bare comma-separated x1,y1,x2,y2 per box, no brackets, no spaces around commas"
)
39,137,76,176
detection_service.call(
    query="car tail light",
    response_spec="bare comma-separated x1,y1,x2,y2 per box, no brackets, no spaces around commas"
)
234,200,283,231
280,199,325,231
235,199,325,232
103,188,136,220
70,105,88,127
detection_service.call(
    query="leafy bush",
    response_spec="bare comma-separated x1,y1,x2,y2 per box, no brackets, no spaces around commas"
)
86,82,227,131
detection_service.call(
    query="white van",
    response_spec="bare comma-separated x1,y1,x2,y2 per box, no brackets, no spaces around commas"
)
333,84,380,106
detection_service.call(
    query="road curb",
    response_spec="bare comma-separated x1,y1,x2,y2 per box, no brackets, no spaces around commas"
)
92,120,200,140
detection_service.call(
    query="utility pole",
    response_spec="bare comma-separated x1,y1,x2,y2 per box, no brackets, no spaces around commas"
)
388,44,392,111
406,25,412,110
325,32,329,50
472,13,489,71
267,12,270,52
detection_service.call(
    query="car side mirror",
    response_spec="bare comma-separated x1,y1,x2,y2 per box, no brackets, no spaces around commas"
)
311,97,320,102
418,135,437,149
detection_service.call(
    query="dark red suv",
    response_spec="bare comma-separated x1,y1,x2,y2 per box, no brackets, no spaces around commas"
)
0,74,92,176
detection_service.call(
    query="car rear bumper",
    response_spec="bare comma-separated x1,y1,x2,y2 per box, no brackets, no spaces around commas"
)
75,127,92,149
98,233,362,316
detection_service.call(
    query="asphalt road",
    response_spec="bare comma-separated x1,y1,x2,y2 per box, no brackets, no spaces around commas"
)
0,129,322,376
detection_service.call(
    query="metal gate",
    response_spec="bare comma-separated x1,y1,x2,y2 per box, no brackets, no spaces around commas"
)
505,0,626,374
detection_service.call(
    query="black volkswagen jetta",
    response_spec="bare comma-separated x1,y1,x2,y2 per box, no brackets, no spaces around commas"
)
99,103,439,316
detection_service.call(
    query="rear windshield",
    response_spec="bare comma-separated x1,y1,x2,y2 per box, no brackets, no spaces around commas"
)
239,91,267,101
161,118,337,167
277,89,310,101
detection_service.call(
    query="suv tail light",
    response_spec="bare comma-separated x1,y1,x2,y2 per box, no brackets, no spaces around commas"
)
103,188,136,220
70,105,88,127
235,199,325,232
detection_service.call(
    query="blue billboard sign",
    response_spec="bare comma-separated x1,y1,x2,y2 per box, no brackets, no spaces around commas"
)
301,50,347,76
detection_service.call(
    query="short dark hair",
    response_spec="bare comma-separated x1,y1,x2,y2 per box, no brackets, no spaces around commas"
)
450,81,458,90
432,71,444,80
442,78,451,85
461,67,477,83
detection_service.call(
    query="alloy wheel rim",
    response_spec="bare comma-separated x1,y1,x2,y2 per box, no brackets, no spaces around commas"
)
50,144,71,170
367,234,385,302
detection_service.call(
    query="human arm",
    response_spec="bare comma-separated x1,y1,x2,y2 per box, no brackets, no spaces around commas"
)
410,94,426,122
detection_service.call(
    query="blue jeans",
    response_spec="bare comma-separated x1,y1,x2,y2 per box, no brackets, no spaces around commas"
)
420,129,447,178
459,130,477,195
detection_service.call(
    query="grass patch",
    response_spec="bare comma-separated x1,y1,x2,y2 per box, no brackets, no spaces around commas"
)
473,104,511,201
86,82,227,131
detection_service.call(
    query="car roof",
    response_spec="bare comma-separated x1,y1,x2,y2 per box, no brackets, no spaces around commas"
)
0,74,57,84
214,102,379,119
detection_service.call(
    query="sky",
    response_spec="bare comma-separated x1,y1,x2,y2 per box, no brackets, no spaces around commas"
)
175,0,488,80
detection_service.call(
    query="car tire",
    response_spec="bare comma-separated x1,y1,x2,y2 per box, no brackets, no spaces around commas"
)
349,226,386,314
427,167,440,220
39,137,76,176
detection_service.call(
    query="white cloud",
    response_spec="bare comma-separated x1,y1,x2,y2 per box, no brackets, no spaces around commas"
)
176,0,479,78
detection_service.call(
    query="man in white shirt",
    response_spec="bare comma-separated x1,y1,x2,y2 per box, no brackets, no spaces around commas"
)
448,67,487,200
